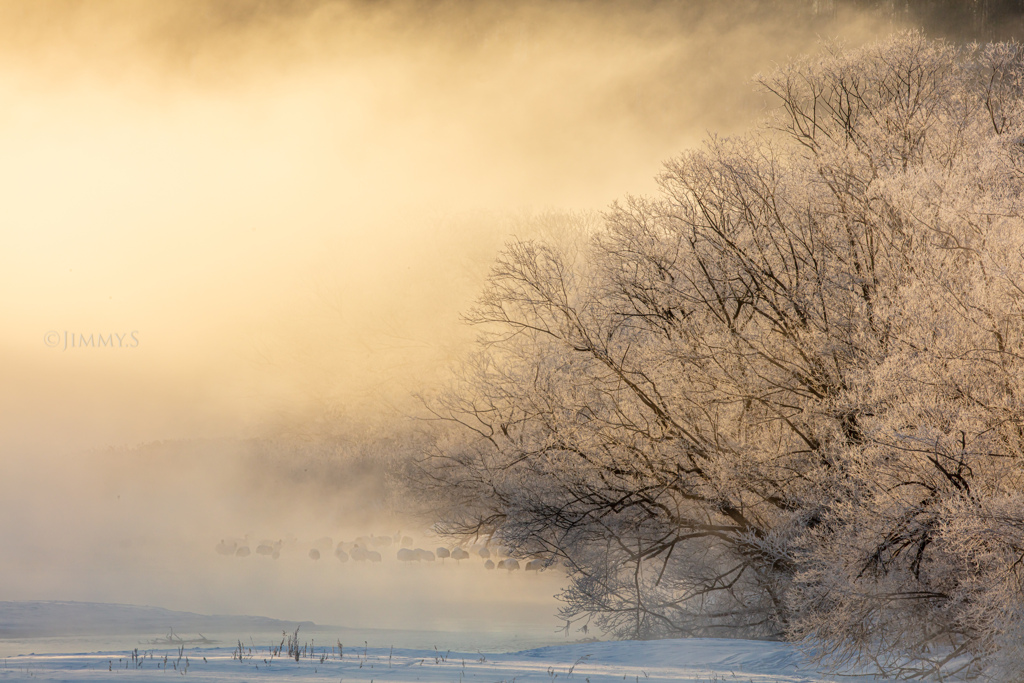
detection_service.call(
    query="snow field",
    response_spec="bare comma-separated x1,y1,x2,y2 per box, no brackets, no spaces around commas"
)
0,638,865,682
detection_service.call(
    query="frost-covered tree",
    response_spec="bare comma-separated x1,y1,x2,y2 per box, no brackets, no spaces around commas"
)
411,34,1024,678
764,36,1024,679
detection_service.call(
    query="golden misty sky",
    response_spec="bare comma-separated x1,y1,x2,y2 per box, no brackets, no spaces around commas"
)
0,0,916,628
0,1,895,454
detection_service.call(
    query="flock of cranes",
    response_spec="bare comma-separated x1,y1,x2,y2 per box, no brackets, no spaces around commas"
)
214,533,552,572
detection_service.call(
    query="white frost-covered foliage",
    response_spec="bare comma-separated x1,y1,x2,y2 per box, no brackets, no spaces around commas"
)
414,34,1024,678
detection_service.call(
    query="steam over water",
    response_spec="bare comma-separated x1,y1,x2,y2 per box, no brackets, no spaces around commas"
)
0,1,898,634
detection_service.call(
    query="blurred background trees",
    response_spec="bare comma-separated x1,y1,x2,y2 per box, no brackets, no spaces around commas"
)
814,0,1024,39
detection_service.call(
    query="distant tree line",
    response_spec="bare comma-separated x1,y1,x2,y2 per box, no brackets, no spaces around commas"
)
821,0,1024,39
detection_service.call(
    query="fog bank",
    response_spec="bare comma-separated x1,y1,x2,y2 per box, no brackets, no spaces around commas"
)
0,0,900,625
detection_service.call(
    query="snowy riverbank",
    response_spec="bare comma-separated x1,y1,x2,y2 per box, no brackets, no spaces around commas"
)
0,602,874,682
1,638,862,682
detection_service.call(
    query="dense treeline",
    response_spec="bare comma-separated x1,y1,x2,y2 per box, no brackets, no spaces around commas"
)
411,34,1024,679
825,0,1024,39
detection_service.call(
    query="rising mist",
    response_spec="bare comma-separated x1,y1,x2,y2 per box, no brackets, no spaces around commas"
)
0,0,902,631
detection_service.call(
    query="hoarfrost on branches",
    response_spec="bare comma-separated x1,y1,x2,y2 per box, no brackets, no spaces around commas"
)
410,33,1024,679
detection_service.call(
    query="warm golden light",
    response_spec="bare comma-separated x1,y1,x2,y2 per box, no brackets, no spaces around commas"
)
0,0,896,628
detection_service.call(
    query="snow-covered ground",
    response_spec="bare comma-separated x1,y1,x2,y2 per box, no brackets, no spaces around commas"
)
0,602,868,682
0,601,568,657
2,638,860,682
